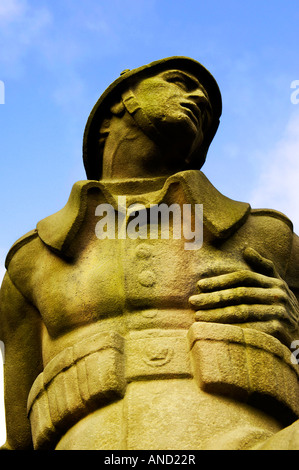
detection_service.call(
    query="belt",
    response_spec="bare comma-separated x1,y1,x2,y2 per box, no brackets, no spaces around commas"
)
27,323,299,449
27,329,192,449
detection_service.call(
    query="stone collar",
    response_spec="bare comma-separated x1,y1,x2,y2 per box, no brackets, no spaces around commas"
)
36,170,250,256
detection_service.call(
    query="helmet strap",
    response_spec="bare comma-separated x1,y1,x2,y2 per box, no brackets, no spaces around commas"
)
121,89,166,148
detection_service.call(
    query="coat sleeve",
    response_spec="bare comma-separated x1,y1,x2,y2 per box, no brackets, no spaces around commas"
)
0,272,42,450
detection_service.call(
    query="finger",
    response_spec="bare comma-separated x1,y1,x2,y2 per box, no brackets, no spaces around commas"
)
189,286,288,310
193,306,297,346
243,247,279,278
196,270,284,293
193,304,292,326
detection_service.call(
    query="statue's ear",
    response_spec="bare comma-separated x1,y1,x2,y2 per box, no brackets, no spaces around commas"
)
110,100,125,115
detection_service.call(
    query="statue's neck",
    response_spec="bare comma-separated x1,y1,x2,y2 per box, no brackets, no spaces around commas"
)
101,113,188,180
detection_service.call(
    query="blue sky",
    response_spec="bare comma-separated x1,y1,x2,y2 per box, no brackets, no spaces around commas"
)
1,0,299,447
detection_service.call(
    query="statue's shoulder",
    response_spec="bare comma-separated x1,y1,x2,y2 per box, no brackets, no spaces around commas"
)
5,229,39,270
3,228,43,301
250,208,293,231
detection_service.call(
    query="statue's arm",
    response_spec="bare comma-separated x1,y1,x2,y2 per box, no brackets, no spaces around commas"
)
0,272,42,450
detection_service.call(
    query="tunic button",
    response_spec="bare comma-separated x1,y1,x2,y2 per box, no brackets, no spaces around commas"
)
135,243,152,259
138,270,156,287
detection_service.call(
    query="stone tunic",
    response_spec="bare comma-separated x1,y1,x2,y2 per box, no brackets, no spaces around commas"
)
2,170,299,449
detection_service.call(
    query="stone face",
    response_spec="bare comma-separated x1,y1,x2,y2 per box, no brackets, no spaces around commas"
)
1,56,299,450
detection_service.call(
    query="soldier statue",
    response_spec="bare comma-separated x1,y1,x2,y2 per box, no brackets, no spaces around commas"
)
1,57,299,450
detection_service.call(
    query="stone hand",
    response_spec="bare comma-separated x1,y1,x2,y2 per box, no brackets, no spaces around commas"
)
189,247,299,345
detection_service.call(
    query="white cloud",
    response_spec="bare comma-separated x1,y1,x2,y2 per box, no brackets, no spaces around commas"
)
0,0,26,22
0,0,52,76
250,112,299,234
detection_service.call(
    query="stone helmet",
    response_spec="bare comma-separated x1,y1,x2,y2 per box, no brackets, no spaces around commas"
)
83,56,222,180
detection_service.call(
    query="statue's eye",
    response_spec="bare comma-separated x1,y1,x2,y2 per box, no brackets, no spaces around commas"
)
165,74,189,91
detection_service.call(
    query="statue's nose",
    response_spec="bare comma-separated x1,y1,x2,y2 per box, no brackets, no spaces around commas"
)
188,88,209,106
187,90,211,116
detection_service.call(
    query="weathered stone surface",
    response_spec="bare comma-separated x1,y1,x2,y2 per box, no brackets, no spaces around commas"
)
1,56,299,450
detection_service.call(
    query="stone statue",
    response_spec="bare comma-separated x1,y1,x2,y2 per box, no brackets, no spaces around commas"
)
1,57,299,450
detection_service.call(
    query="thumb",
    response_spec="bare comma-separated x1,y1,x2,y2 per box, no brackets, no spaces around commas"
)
243,247,280,279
